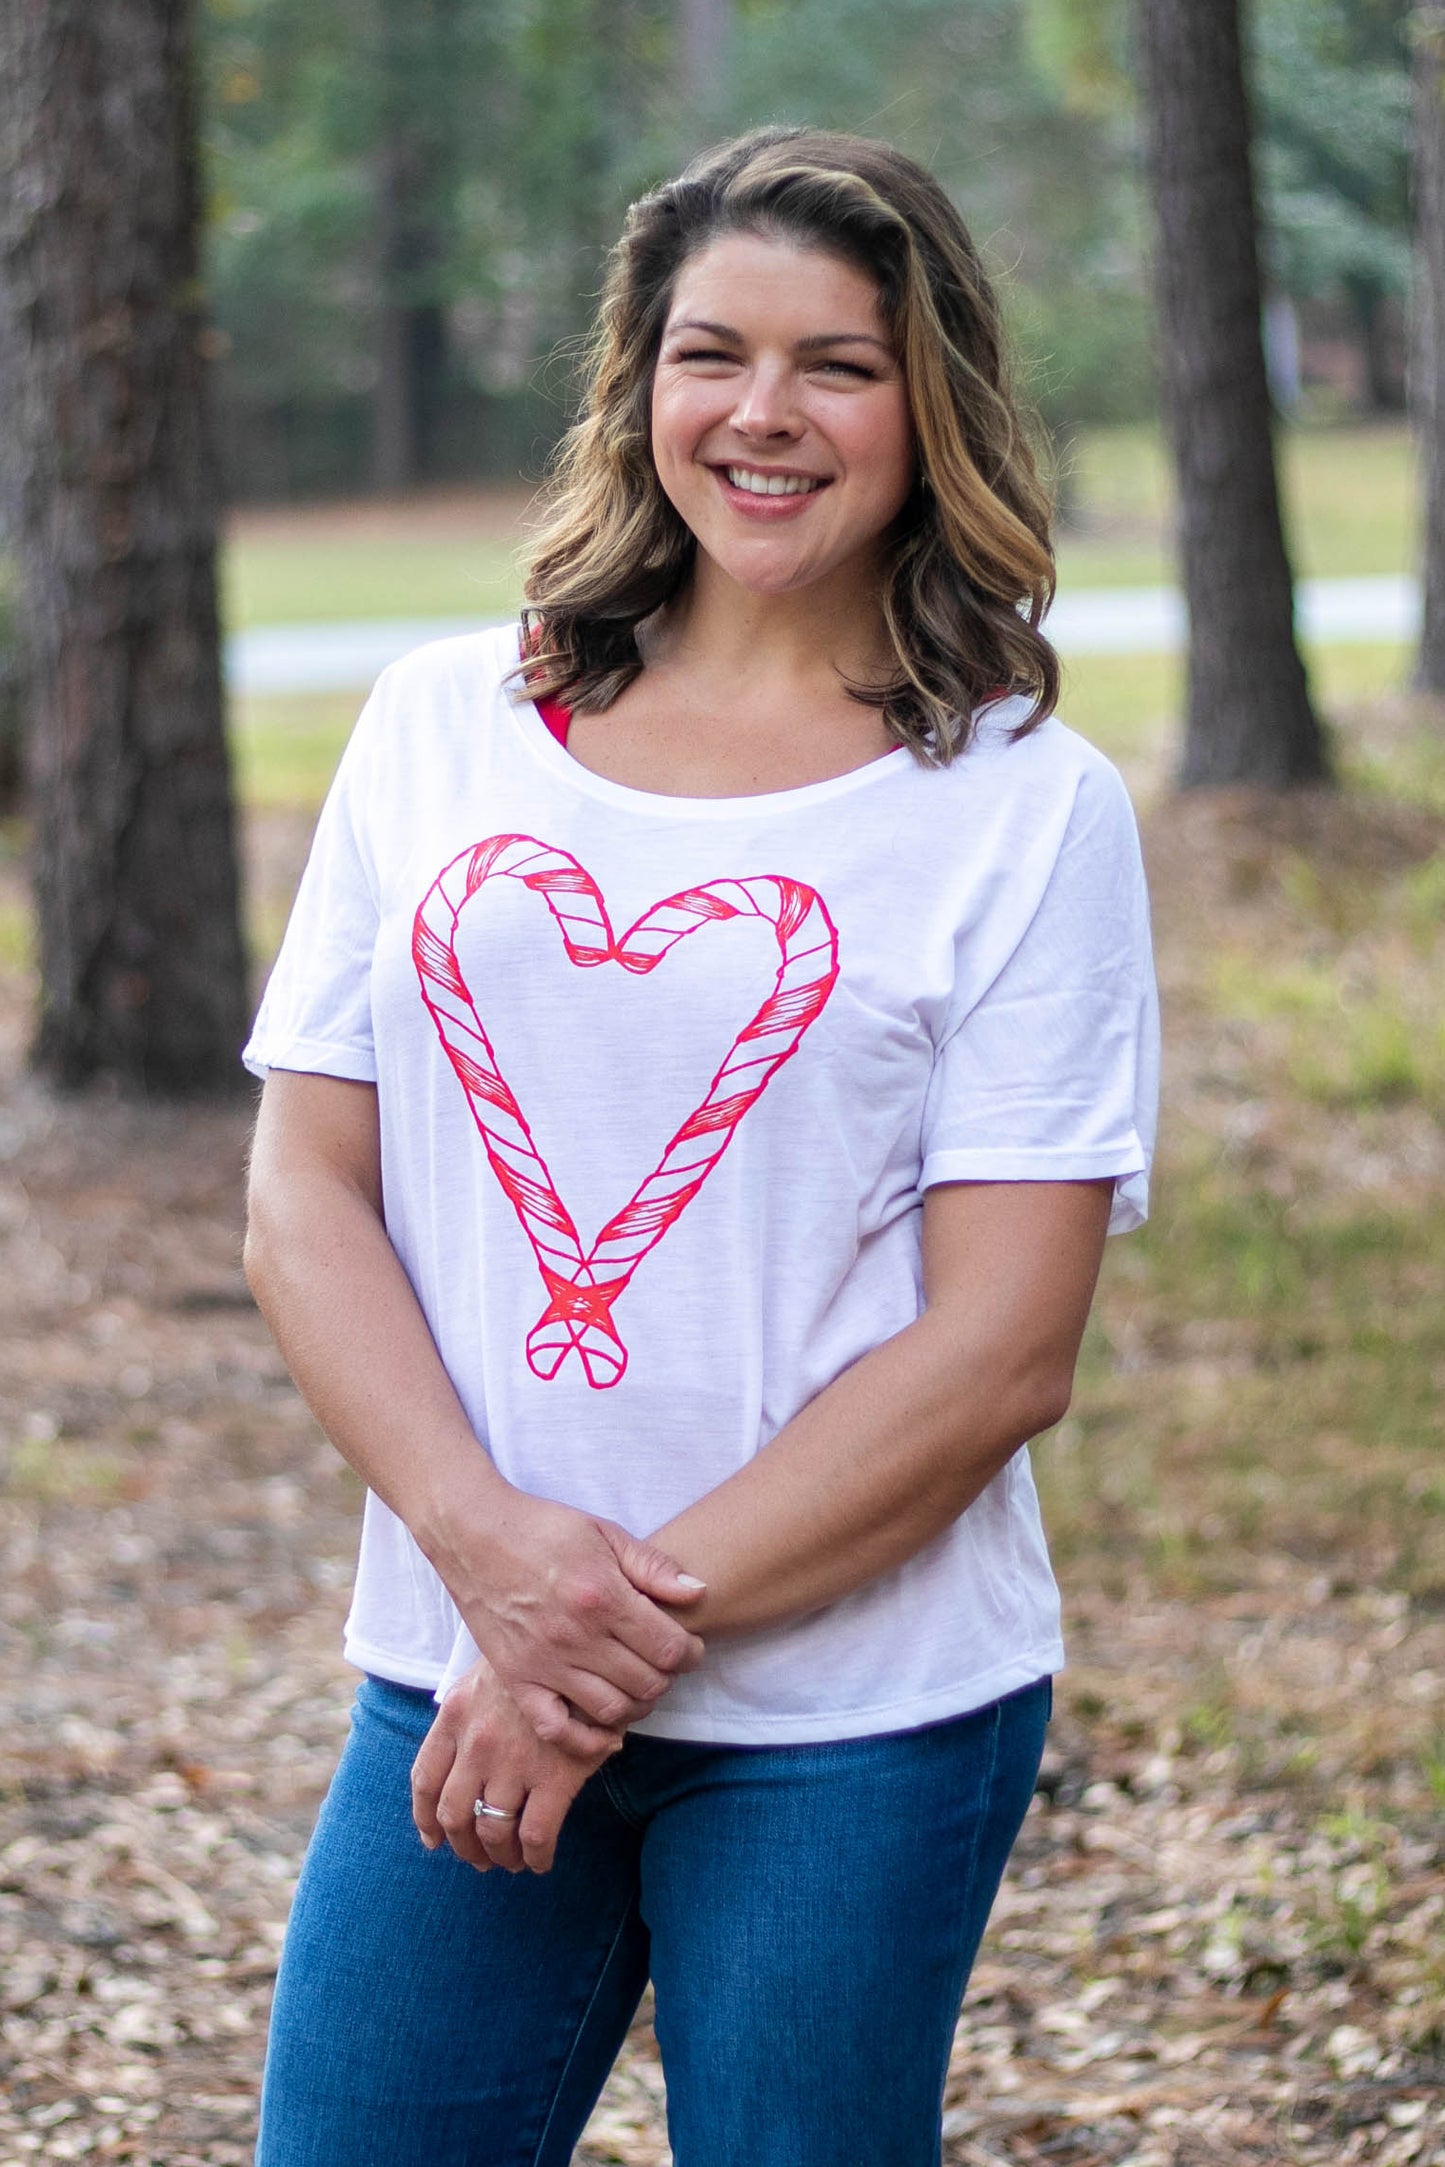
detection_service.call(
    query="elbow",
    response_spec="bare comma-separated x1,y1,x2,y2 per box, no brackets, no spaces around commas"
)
1026,1368,1075,1439
242,1209,274,1311
242,1175,287,1314
1001,1352,1076,1445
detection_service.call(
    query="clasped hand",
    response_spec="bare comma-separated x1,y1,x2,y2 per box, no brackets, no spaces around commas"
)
430,1487,707,1756
414,1493,706,1874
412,1652,617,1874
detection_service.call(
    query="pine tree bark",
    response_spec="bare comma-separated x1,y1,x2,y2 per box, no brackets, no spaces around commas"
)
1136,0,1330,786
1414,3,1445,694
0,0,247,1091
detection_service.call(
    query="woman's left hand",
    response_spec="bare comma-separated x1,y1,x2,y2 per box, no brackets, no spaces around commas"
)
410,1654,619,1874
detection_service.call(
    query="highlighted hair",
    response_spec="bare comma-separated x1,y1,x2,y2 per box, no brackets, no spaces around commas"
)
518,126,1059,761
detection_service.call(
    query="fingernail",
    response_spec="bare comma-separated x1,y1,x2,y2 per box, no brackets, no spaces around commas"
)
676,1573,707,1590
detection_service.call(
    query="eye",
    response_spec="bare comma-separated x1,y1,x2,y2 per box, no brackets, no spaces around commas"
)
814,359,876,379
673,346,739,365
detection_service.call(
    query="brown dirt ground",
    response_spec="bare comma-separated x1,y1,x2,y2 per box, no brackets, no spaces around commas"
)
1,763,1442,2166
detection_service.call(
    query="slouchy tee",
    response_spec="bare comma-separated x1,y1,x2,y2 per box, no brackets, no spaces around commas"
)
244,625,1159,1743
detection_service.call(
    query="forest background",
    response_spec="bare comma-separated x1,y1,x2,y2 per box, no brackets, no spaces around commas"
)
200,0,1411,495
0,2,1443,2165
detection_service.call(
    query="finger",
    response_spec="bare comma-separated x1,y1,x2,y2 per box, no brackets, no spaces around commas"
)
471,1786,528,1874
513,1683,626,1759
551,1660,670,1731
434,1766,496,1872
409,1717,457,1850
519,1778,579,1876
599,1523,708,1609
607,1583,707,1677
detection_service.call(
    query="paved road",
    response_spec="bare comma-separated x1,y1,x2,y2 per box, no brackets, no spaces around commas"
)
225,574,1419,696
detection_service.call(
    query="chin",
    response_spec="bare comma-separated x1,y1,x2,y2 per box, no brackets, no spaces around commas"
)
707,543,832,595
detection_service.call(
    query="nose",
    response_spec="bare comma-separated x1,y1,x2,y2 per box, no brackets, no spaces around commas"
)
729,360,803,441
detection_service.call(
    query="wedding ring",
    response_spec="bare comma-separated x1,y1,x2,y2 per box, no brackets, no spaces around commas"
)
473,1799,520,1822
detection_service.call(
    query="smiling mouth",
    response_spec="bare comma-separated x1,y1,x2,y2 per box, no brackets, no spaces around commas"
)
721,466,827,497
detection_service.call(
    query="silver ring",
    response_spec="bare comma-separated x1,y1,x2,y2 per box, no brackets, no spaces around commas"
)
473,1799,520,1822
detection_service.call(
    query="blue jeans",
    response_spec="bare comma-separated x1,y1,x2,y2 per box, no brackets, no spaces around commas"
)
257,1672,1050,2167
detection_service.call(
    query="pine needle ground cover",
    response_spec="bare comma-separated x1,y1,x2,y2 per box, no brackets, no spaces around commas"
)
0,473,1441,2164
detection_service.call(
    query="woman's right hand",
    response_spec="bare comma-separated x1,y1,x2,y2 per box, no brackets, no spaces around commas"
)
428,1486,708,1754
412,1654,618,1874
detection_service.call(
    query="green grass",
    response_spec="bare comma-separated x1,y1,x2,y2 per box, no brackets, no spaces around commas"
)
1055,650,1183,764
222,532,524,630
1034,680,1445,1622
230,691,365,809
0,898,32,971
218,421,1417,630
1054,420,1415,591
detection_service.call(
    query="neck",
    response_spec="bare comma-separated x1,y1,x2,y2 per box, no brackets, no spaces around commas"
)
649,551,892,692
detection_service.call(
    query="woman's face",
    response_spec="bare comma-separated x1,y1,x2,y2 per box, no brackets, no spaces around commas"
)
650,232,915,601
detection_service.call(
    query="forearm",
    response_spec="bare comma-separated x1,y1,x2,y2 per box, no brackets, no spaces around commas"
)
653,1305,1072,1641
243,1162,509,1580
244,1072,708,1746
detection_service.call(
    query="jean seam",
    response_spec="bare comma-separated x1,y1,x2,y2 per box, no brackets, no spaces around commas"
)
599,1758,646,1829
528,1898,639,2167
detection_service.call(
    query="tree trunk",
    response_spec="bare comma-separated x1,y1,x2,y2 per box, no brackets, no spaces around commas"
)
1346,276,1404,415
1414,2,1445,694
676,0,732,117
1136,0,1330,787
372,132,443,492
0,0,248,1091
370,0,454,493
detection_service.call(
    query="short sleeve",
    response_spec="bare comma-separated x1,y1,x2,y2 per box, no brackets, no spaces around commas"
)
919,758,1160,1235
241,686,384,1084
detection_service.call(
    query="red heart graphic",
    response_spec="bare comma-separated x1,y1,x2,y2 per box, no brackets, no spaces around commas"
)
413,835,840,1388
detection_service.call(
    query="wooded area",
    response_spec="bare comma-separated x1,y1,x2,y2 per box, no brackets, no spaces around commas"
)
195,0,1414,497
0,0,1433,1091
0,3,1441,2163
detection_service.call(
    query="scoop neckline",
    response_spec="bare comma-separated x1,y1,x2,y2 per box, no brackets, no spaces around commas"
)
510,641,914,818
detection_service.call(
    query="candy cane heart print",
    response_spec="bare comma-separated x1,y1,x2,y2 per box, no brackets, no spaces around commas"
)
411,835,841,1389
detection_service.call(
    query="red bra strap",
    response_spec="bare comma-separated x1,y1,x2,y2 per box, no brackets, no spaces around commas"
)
535,695,571,747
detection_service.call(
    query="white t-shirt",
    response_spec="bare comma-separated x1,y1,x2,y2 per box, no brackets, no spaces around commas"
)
244,624,1159,1744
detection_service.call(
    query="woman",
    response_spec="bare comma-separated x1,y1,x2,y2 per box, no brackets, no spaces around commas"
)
243,126,1159,2167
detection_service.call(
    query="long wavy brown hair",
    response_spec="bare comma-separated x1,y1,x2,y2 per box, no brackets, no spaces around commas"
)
516,126,1059,762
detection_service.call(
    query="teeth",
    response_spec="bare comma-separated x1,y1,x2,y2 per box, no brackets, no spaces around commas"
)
725,468,822,497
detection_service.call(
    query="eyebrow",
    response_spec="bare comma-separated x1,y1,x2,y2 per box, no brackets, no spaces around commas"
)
666,318,893,356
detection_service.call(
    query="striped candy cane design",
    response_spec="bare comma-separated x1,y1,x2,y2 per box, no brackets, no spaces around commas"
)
412,835,840,1389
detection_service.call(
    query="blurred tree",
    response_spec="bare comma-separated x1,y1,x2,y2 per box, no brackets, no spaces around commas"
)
203,0,375,493
1136,0,1330,786
202,0,677,490
677,0,733,134
1414,1,1445,690
0,568,21,816
369,0,475,489
0,0,248,1089
199,0,1162,496
1255,0,1412,410
191,0,1419,498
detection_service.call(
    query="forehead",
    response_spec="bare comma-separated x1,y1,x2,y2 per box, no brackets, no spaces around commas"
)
665,231,888,337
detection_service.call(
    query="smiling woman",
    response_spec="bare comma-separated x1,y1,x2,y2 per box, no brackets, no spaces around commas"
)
242,125,1159,2167
522,127,1058,768
650,240,915,595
